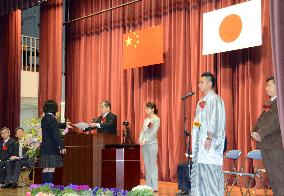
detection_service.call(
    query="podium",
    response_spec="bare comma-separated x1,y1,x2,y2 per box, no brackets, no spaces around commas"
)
101,145,140,190
62,133,120,186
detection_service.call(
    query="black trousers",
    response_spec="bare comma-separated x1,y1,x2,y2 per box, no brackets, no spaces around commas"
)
1,159,32,184
177,162,192,191
0,161,6,183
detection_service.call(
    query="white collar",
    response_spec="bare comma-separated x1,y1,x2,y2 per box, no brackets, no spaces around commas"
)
202,90,215,100
103,112,109,117
270,96,277,102
4,137,10,143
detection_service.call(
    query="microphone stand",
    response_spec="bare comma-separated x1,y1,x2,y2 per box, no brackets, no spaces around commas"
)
182,97,191,173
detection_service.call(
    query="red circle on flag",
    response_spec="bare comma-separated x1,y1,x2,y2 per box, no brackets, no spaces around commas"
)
219,14,242,43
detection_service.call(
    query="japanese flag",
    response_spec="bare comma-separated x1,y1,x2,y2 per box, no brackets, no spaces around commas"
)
203,0,262,55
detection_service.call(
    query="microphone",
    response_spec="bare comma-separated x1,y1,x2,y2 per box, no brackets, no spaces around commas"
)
181,91,195,100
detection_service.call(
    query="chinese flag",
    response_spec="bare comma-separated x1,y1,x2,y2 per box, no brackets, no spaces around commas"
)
122,25,164,69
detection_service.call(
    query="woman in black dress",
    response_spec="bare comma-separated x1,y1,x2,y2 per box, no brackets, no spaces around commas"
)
40,100,71,184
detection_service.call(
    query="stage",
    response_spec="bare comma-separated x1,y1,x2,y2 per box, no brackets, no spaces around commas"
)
0,179,273,196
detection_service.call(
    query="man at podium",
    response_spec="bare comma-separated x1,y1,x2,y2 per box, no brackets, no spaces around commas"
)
84,100,117,135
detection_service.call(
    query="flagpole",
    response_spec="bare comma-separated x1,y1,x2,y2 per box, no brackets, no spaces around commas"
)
64,0,142,25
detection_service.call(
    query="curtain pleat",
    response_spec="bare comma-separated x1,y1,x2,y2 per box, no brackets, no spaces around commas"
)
38,0,63,115
0,10,21,136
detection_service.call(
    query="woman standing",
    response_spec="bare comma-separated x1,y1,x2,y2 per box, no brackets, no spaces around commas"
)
138,102,160,191
40,100,71,184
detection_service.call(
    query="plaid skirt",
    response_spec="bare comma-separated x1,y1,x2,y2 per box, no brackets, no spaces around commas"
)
40,155,63,168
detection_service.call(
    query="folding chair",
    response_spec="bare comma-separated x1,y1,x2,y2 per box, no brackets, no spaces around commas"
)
244,150,269,196
223,150,242,195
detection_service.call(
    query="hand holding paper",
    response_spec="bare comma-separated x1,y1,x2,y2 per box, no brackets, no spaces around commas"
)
73,122,90,130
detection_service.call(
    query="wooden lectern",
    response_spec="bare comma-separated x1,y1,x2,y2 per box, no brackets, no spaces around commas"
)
101,145,140,190
62,133,120,186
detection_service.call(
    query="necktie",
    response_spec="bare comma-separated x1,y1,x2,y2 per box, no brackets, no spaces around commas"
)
19,141,23,158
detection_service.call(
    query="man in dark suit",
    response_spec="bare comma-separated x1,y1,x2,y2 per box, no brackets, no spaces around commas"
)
251,77,284,196
85,100,117,135
3,127,34,188
0,127,17,187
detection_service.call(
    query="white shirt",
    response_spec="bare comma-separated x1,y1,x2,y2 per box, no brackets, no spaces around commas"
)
3,137,10,144
18,140,23,158
270,96,277,102
103,112,109,117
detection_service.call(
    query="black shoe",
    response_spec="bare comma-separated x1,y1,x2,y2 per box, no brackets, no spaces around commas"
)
177,190,189,195
181,190,189,195
10,182,17,189
3,183,12,188
176,190,183,195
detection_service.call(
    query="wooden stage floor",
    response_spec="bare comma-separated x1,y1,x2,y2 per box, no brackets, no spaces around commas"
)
0,180,273,195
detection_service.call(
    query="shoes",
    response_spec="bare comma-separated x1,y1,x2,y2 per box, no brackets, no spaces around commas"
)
0,181,5,187
10,182,18,189
2,182,17,189
176,190,189,195
181,190,189,195
10,183,17,189
3,183,12,188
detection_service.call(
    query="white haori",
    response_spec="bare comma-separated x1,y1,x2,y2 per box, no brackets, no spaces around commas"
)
191,90,226,166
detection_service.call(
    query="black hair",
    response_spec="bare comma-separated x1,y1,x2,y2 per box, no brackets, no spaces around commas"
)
146,102,158,114
1,127,10,132
201,72,216,88
43,100,58,115
15,127,24,132
266,76,275,83
101,100,111,109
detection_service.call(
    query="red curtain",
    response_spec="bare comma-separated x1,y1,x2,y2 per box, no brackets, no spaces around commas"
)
0,0,45,16
65,0,272,181
38,0,63,115
270,0,284,148
0,10,21,135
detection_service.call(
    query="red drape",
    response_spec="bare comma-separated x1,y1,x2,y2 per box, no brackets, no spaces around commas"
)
0,10,21,136
38,0,63,115
0,0,45,16
65,0,272,181
270,0,284,148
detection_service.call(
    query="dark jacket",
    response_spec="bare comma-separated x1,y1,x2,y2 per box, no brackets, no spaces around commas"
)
85,112,117,135
14,141,28,159
40,113,66,156
252,99,283,150
14,140,35,168
95,112,117,135
0,138,17,161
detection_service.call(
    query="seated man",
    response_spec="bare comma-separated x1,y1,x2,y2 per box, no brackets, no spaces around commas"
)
176,159,192,195
0,127,17,187
84,100,117,135
3,127,34,188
